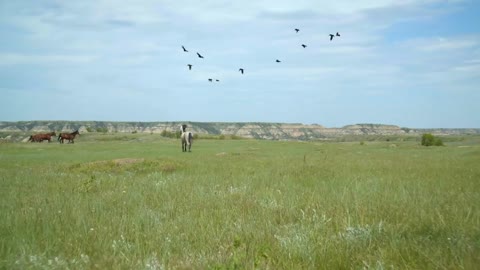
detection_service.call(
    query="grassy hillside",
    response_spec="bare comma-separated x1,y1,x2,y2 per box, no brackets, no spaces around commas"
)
1,134,479,269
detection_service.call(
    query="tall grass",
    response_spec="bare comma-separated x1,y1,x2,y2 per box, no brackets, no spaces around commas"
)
1,135,479,269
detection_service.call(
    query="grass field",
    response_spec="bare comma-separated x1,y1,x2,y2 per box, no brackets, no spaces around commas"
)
1,134,479,269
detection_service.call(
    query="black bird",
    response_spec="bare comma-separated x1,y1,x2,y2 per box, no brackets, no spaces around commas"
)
295,28,300,33
329,34,335,41
208,78,213,82
187,64,192,70
276,59,281,63
182,45,188,52
301,44,307,48
336,32,340,37
197,52,204,58
216,79,220,82
239,68,244,74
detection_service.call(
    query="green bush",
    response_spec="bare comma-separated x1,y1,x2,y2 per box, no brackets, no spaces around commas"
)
421,133,444,146
160,130,184,139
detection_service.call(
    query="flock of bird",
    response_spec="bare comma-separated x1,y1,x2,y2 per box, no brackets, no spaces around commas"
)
181,28,341,82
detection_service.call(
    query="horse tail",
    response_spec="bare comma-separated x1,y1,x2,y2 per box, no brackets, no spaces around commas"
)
188,132,193,144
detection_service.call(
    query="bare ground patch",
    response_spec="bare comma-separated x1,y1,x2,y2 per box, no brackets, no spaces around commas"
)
69,158,183,174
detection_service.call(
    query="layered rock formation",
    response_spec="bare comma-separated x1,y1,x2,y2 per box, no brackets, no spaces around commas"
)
1,121,479,141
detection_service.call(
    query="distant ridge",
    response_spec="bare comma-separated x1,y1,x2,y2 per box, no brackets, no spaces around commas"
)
1,121,479,141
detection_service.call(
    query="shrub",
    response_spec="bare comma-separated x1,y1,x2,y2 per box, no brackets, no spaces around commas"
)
434,138,444,146
421,133,444,146
160,130,179,138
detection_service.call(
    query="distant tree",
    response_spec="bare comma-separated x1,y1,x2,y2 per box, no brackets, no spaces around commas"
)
421,133,444,146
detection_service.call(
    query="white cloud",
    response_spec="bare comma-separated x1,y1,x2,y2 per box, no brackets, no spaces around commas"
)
415,37,478,52
0,53,97,66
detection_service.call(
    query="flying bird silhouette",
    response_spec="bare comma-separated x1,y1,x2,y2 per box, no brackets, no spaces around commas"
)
329,34,335,41
208,78,213,82
336,32,341,37
182,46,188,52
187,64,192,70
276,59,281,63
301,44,307,48
295,28,300,33
216,79,220,82
239,68,244,74
197,52,204,58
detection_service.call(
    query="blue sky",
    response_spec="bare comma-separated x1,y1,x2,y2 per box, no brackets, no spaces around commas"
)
0,0,479,128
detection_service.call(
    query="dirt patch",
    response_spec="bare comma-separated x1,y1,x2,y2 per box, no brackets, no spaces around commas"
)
111,158,145,165
69,158,183,174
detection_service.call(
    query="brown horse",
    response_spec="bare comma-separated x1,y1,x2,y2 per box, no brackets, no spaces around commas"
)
58,130,80,144
28,132,56,143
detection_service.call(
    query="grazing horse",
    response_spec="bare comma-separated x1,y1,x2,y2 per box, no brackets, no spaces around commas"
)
58,130,80,144
28,132,56,143
180,124,193,152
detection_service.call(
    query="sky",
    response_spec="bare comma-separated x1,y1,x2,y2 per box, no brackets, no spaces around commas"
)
0,0,479,128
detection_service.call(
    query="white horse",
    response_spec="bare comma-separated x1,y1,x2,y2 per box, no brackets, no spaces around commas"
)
180,124,193,152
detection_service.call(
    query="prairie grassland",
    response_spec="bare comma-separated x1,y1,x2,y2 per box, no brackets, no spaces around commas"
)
1,134,479,269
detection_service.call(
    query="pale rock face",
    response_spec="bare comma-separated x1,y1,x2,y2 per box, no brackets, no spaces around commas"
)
1,121,479,141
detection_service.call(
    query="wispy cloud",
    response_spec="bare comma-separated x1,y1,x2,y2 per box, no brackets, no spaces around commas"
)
410,36,478,52
0,53,97,66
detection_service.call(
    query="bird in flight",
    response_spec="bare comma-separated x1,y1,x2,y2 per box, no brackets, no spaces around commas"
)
197,52,204,58
239,68,244,74
329,34,335,41
301,44,307,48
336,32,341,37
295,28,300,33
216,79,220,82
208,78,213,82
182,46,188,52
187,64,192,70
276,59,281,63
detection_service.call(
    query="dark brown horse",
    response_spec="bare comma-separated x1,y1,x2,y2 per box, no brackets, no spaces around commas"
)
28,132,56,143
58,130,80,144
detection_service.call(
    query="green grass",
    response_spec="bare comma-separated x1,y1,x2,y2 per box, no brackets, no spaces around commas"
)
1,134,480,269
